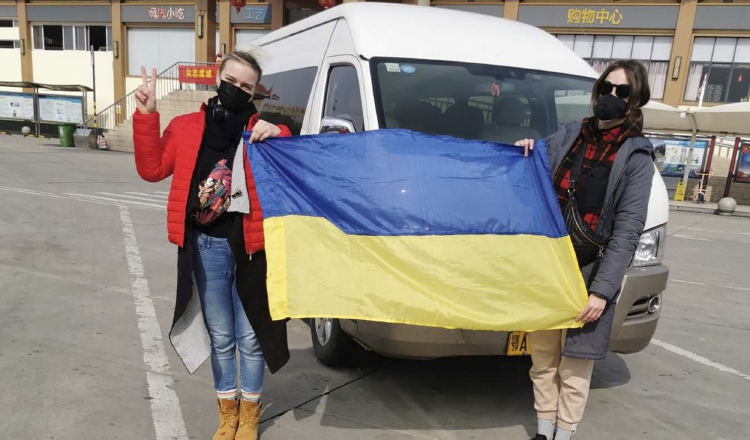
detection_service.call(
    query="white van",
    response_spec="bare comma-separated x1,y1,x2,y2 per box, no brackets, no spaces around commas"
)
250,2,670,366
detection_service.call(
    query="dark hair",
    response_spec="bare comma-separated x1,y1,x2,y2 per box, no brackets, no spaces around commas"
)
219,50,263,83
591,59,650,121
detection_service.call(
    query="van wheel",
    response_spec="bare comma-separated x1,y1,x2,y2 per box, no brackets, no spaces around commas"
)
311,318,354,367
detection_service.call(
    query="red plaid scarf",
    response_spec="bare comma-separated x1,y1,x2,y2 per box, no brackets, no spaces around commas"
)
554,111,644,230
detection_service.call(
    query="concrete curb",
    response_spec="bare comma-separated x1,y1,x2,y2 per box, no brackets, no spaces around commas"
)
669,204,750,218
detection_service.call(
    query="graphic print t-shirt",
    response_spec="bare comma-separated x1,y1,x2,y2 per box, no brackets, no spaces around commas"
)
188,101,256,239
194,158,232,225
188,141,240,239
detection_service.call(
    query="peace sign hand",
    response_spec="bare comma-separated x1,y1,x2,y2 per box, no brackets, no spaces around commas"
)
136,66,158,114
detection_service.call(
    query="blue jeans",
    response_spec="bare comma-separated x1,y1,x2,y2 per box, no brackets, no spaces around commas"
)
193,231,265,395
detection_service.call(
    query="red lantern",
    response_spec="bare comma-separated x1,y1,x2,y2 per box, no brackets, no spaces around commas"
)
230,0,247,13
319,0,335,9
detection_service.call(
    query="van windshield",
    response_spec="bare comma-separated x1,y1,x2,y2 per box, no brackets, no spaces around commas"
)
371,59,596,144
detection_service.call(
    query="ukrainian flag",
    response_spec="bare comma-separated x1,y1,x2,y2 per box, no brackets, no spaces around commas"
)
245,130,587,331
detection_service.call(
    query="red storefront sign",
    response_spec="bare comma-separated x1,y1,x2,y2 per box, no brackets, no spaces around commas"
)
179,65,220,85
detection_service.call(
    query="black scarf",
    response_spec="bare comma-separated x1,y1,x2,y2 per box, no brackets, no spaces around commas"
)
186,98,258,237
202,97,258,153
582,108,644,148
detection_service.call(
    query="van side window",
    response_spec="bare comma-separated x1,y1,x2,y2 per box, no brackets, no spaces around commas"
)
256,67,318,135
324,65,364,132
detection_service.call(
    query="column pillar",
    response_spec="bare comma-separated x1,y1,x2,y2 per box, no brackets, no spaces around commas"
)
270,0,284,31
112,0,126,114
663,0,698,106
504,0,520,21
195,0,218,62
219,0,232,53
17,0,33,92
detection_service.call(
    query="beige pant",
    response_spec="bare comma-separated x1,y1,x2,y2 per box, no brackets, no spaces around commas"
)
529,330,595,432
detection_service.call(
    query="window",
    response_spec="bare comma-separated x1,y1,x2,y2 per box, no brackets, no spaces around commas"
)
62,26,74,50
684,37,750,103
554,34,673,100
0,40,20,49
128,28,194,75
89,25,107,51
256,67,318,135
372,59,595,144
36,25,63,50
0,19,18,28
33,25,112,51
324,66,365,132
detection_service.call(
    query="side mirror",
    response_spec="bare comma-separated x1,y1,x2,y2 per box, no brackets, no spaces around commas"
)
320,116,356,135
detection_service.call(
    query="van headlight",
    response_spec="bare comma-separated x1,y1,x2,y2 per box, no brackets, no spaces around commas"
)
631,224,666,268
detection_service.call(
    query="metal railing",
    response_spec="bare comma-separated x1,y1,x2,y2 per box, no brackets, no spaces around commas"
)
80,62,218,133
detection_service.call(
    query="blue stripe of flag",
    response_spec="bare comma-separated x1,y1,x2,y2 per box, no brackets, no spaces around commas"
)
245,129,566,238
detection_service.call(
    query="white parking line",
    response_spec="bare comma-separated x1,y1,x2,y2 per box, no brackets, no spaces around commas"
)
97,192,168,203
671,279,750,292
0,186,57,197
124,191,169,199
671,279,706,286
651,339,750,382
64,193,165,209
691,228,750,236
672,234,712,241
0,186,162,211
120,206,188,440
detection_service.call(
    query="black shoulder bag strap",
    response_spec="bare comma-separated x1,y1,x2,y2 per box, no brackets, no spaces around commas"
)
564,142,608,274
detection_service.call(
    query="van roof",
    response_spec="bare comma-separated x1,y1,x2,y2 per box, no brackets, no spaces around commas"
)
256,3,598,79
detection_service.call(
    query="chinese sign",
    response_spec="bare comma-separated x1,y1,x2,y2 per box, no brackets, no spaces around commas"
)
122,5,195,23
567,8,623,26
245,5,271,23
517,5,678,30
179,65,220,85
230,4,272,24
149,7,186,21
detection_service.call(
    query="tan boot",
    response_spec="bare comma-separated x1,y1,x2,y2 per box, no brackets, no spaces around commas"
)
235,400,261,440
212,398,239,440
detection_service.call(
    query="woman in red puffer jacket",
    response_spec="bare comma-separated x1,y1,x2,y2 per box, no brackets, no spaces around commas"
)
132,50,291,440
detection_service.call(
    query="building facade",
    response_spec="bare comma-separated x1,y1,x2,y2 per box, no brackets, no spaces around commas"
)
1,0,750,116
434,0,750,109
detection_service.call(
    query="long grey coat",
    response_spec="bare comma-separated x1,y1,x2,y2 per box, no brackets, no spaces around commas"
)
546,121,655,360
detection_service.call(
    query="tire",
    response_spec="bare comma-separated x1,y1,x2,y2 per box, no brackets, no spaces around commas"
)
311,318,355,367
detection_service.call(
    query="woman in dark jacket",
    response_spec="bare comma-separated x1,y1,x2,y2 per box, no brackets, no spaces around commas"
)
515,60,655,440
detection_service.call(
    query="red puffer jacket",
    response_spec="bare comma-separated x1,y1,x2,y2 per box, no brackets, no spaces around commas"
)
132,105,291,254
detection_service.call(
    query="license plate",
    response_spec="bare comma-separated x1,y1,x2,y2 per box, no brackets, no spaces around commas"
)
506,331,531,356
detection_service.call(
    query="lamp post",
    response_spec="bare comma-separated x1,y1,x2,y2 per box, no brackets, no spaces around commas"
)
91,45,98,136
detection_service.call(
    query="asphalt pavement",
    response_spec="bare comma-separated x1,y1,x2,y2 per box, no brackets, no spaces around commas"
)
1,137,748,440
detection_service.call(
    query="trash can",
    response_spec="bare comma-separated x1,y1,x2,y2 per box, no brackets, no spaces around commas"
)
58,124,77,147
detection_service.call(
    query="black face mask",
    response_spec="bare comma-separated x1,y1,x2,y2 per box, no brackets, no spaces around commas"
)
593,93,628,122
216,80,255,114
